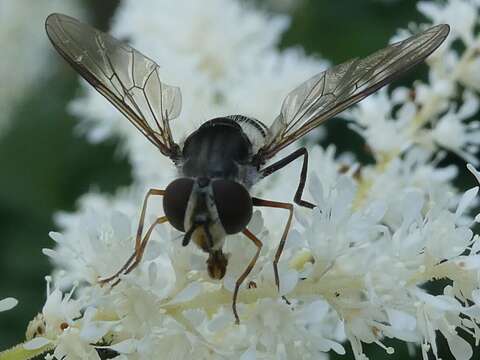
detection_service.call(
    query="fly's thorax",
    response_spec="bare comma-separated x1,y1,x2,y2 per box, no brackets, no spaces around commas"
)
225,115,267,155
180,118,252,181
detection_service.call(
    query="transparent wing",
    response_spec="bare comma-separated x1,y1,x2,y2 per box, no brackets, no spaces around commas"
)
258,24,450,160
45,13,182,159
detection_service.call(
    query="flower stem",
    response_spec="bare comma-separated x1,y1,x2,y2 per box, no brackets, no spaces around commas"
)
0,343,53,360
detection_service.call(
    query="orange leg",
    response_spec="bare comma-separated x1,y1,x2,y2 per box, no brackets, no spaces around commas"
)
124,216,168,275
252,197,293,292
232,228,263,324
99,188,165,285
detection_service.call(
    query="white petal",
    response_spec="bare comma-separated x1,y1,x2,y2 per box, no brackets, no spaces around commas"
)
463,306,480,318
169,282,202,304
317,338,346,354
416,291,461,311
48,231,65,243
401,189,424,225
278,269,298,296
472,289,480,304
223,274,236,292
111,211,131,239
42,248,57,259
208,313,231,332
309,174,324,205
365,200,387,222
458,91,479,119
108,339,137,354
454,255,480,270
82,306,97,323
455,187,478,218
444,331,472,360
0,297,17,312
240,345,256,360
80,308,116,343
144,241,162,260
183,309,206,326
300,300,330,323
81,321,114,343
23,337,51,350
148,262,158,284
467,163,480,184
386,308,416,331
249,210,264,235
331,341,346,355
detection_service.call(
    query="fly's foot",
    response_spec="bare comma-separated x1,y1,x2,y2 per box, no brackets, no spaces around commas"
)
282,295,291,305
98,273,123,288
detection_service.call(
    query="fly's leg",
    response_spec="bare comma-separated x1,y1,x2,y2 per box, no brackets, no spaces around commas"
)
252,197,293,294
259,147,315,209
98,188,165,285
232,228,263,324
109,216,169,286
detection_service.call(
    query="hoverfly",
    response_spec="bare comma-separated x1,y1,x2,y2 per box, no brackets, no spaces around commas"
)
45,13,449,323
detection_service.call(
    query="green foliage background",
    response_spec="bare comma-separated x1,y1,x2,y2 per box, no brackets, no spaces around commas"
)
0,1,474,359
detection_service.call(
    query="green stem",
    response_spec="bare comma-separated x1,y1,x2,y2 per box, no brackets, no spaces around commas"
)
0,343,53,360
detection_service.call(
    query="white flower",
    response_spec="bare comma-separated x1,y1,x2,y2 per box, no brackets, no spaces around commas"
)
0,297,18,312
430,91,480,165
347,88,413,157
25,0,480,359
349,0,480,170
457,53,480,92
355,148,458,228
415,290,473,360
424,202,475,261
418,0,478,44
24,279,119,359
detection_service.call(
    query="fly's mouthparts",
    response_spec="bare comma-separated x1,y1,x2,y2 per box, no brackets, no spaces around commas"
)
183,220,213,248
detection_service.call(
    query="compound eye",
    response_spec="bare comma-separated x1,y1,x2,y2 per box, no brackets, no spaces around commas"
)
163,178,194,232
212,180,252,234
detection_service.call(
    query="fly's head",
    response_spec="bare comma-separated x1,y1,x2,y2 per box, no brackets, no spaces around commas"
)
163,177,253,279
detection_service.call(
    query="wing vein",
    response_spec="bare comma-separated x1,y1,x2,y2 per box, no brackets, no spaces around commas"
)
258,24,449,161
45,13,182,159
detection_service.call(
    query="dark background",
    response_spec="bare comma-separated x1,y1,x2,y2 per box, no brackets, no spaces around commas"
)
0,1,475,359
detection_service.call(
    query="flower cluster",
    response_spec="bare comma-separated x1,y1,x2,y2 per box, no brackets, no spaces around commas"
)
0,0,83,136
19,0,480,359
